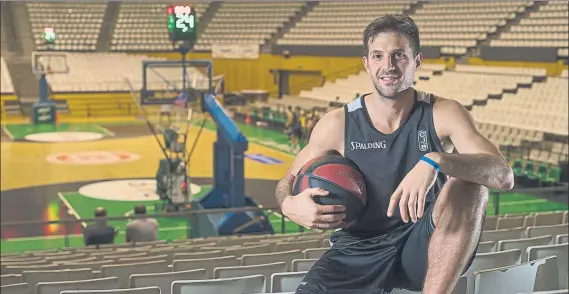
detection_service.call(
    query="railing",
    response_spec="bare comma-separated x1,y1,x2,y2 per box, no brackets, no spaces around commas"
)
0,206,297,253
1,186,567,253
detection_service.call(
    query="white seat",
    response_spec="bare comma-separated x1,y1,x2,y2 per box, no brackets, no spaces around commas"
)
473,256,557,294
464,249,522,294
291,259,318,272
498,235,553,262
527,243,569,289
213,262,287,292
171,274,265,294
129,269,206,294
60,287,161,294
270,271,307,293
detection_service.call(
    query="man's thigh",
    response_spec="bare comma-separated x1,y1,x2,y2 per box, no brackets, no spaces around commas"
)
397,203,478,291
295,235,402,294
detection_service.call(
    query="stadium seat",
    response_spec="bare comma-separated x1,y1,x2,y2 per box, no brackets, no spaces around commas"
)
213,262,287,292
472,256,558,294
497,235,553,262
463,249,523,293
527,243,569,289
60,287,161,294
171,274,265,294
270,271,307,293
129,269,206,294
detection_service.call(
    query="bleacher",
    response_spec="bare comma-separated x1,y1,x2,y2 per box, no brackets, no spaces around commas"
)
297,63,446,103
27,2,107,51
110,3,209,52
193,2,305,51
43,53,210,93
276,1,412,46
0,210,567,294
490,1,569,59
412,1,533,55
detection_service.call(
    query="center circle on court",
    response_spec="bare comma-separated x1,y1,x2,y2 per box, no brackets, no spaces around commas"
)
46,150,140,165
78,179,202,202
25,132,104,143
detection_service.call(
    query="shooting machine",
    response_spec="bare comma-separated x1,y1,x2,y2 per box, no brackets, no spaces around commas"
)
127,4,273,237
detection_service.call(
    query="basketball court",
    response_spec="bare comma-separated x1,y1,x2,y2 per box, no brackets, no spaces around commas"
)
1,53,566,254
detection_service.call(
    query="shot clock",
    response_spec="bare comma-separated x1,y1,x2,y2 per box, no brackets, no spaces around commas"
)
167,5,198,43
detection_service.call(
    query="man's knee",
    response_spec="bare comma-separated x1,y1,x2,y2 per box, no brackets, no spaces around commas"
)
433,178,489,228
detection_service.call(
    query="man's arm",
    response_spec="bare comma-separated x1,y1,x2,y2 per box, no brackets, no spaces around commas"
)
275,108,345,206
429,98,514,190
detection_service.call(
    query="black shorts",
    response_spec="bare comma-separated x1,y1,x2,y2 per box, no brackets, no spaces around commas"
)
295,204,478,294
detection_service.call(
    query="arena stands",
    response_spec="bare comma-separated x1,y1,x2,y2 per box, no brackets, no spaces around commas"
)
406,1,533,55
111,3,209,52
27,2,107,51
490,1,569,59
194,2,305,51
0,212,567,293
277,1,413,46
43,53,209,93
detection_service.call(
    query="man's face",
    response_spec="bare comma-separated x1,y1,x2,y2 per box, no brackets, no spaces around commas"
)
363,31,422,99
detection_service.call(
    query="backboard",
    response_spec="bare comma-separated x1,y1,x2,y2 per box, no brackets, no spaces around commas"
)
31,51,69,75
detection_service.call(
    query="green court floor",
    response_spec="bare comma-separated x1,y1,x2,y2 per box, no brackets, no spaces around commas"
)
2,123,114,140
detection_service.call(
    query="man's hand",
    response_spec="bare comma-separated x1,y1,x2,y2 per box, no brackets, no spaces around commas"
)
282,187,346,231
387,156,439,223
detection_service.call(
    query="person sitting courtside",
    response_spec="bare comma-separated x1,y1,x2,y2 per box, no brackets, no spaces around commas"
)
83,207,116,246
125,204,158,243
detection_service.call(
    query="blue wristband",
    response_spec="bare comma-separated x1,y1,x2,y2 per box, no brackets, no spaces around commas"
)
421,155,440,173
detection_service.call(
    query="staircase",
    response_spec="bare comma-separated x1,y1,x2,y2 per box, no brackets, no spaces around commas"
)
10,2,35,57
263,1,319,50
1,2,22,53
404,1,423,16
5,56,40,101
196,1,222,39
96,2,121,52
471,2,544,56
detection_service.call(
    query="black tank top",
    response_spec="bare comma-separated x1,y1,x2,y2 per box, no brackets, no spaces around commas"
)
340,90,448,236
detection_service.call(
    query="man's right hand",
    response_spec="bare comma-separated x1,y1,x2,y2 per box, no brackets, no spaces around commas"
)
281,187,346,231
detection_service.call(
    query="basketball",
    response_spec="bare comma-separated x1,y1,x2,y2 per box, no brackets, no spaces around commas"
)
292,154,367,225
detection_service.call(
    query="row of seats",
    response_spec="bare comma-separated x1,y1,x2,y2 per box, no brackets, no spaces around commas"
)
40,53,210,92
194,2,304,51
110,3,208,52
298,64,566,149
0,212,567,294
26,2,107,51
19,1,566,56
489,1,569,57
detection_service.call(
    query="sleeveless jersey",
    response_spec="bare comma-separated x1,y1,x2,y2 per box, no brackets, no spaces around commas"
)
341,90,448,236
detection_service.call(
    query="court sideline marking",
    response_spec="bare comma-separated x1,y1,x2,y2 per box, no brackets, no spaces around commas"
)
1,125,14,140
92,124,116,137
57,192,87,228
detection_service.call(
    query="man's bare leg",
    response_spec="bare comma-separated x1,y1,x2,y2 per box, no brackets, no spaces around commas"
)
422,177,489,294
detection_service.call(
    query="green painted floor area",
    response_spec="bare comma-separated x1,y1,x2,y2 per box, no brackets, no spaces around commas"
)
2,123,114,140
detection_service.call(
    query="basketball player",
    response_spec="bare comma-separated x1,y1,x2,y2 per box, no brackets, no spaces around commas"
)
286,106,303,153
275,15,514,294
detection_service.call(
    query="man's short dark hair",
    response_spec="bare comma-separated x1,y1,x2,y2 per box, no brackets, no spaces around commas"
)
134,204,146,215
363,15,420,56
94,207,106,217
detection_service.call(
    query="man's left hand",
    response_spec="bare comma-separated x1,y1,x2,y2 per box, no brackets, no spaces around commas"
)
387,154,439,223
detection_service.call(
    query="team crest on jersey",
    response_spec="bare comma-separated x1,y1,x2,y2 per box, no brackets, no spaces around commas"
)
418,130,429,152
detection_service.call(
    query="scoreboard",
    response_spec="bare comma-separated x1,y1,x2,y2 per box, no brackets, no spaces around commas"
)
168,5,198,42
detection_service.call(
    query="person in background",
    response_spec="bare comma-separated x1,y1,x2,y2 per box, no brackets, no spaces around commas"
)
83,207,117,246
125,204,158,243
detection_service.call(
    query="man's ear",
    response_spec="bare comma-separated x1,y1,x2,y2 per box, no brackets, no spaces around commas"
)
415,52,423,70
362,56,370,73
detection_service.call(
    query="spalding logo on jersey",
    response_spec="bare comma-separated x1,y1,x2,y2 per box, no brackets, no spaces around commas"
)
418,130,429,152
